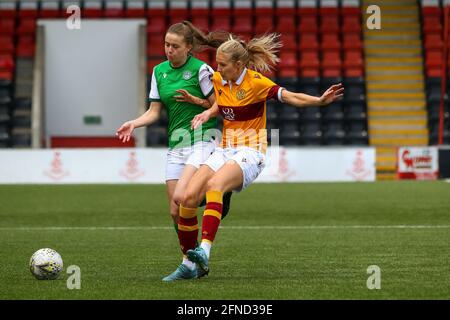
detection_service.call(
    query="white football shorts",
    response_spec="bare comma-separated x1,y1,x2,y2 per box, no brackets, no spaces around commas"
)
203,146,266,192
165,139,217,181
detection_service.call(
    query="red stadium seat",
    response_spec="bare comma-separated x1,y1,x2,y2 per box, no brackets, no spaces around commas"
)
0,70,13,81
254,16,274,35
299,33,319,51
423,16,442,34
321,33,341,52
300,67,320,78
233,16,253,35
320,8,339,18
83,1,103,18
104,1,124,18
278,67,298,78
147,58,161,75
0,19,15,36
279,51,298,69
40,1,62,18
17,18,37,36
322,51,342,71
342,15,361,33
297,6,318,18
0,1,16,18
125,1,146,18
320,16,340,33
341,6,360,17
211,3,231,31
424,34,443,50
343,33,362,51
426,50,443,69
147,34,165,57
168,0,189,25
300,51,320,69
276,15,297,33
234,0,253,17
422,6,441,18
344,67,363,78
298,16,318,33
0,36,14,54
191,16,209,33
322,68,341,78
146,16,166,34
19,1,38,18
0,54,15,72
211,16,230,31
344,50,363,69
280,33,298,51
190,0,209,32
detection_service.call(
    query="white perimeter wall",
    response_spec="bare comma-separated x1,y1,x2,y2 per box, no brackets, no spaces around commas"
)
0,147,376,184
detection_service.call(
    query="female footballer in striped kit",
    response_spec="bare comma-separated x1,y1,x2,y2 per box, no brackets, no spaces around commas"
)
116,21,232,277
163,33,344,281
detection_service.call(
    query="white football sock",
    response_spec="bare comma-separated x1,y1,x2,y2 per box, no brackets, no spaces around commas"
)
200,241,211,259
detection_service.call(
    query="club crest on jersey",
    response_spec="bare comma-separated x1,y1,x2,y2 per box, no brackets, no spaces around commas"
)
183,71,192,80
236,89,246,100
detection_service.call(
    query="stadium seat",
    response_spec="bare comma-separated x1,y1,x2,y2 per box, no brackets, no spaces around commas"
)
83,0,103,18
300,121,322,145
345,103,367,121
0,1,16,18
0,19,16,36
147,34,165,58
0,36,14,55
343,33,363,51
168,0,189,25
298,16,318,33
299,33,319,51
211,1,231,31
104,1,125,18
19,1,38,18
322,104,344,122
321,33,341,52
125,0,146,18
280,122,301,145
323,121,346,145
40,1,62,18
17,18,37,36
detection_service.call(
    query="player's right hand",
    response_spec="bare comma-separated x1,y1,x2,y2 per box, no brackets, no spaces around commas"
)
116,121,135,143
191,111,211,130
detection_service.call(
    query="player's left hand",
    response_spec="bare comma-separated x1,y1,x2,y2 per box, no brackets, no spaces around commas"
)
319,83,344,105
174,89,197,104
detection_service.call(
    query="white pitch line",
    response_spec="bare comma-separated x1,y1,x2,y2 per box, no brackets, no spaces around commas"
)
1,225,450,231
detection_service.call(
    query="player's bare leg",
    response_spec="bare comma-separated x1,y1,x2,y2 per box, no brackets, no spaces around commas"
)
187,161,243,275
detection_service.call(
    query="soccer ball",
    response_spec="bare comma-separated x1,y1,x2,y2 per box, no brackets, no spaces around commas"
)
29,248,63,280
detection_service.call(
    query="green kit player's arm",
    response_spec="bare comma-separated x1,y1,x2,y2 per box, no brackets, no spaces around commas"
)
116,102,162,143
174,90,216,109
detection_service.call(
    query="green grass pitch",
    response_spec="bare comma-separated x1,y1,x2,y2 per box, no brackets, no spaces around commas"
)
0,181,449,299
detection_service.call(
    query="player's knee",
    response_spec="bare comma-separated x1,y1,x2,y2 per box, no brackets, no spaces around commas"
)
206,178,221,192
181,189,198,208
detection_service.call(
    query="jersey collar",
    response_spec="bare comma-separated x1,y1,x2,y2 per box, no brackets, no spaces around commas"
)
221,67,247,88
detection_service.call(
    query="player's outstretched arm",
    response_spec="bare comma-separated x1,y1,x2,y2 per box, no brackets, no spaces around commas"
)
174,89,214,109
116,102,162,143
281,83,344,108
191,102,219,130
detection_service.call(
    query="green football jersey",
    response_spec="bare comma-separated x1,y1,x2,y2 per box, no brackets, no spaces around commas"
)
149,55,217,149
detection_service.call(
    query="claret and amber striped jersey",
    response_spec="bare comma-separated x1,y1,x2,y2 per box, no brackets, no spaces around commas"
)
212,68,284,153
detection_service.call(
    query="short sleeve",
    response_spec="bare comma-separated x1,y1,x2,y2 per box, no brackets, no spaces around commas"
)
148,69,161,102
254,73,283,102
198,64,214,98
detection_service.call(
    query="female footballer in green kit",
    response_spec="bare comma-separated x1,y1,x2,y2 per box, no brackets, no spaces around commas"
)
116,22,231,276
